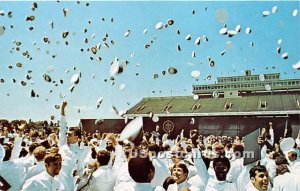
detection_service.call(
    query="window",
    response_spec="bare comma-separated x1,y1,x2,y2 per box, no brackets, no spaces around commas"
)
162,105,172,112
260,101,267,109
224,102,233,110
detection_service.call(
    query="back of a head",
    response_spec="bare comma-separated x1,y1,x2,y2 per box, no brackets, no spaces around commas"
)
29,143,40,153
128,155,154,183
276,164,290,176
33,146,47,161
148,143,160,155
275,155,288,165
249,165,267,178
233,144,244,158
97,150,111,166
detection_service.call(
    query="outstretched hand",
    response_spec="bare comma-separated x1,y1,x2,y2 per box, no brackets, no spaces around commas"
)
61,101,68,116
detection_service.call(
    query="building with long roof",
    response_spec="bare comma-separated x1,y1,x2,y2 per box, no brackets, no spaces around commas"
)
122,70,300,140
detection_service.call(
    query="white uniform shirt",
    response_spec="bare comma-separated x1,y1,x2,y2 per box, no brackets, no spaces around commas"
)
24,161,46,182
88,165,117,191
289,159,300,175
22,171,64,191
272,172,300,191
205,178,237,191
0,160,26,191
227,157,244,183
0,144,4,165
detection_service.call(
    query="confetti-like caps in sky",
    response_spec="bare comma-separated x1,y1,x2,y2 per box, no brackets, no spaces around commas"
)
152,115,159,122
219,27,227,35
262,11,270,17
259,74,265,81
63,8,69,17
235,25,241,32
168,67,177,74
193,94,199,100
185,34,191,40
281,53,288,59
43,74,52,82
143,28,147,34
192,51,196,58
155,22,164,29
292,60,300,70
227,30,237,37
71,73,80,84
177,44,181,51
31,89,36,98
194,37,201,45
272,6,277,14
245,27,251,34
16,62,23,68
212,91,219,98
167,19,174,26
191,70,200,78
265,84,271,91
124,30,130,37
292,9,298,17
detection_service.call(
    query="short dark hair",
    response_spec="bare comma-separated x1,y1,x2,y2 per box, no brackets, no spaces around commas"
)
97,150,111,166
128,155,154,183
148,143,160,155
249,165,267,178
275,155,288,165
29,143,40,153
233,144,244,158
44,153,62,165
213,157,231,169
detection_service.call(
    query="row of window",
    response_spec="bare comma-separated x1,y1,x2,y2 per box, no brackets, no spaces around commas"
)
218,74,280,83
193,80,300,91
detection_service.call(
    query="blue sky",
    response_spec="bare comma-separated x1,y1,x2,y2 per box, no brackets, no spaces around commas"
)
0,1,299,126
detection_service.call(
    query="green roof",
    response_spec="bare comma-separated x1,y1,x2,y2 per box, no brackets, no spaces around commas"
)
126,93,300,117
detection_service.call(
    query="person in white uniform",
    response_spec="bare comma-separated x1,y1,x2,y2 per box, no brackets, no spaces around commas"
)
272,163,300,191
22,153,64,191
205,157,237,191
126,154,156,191
245,164,271,191
87,150,117,191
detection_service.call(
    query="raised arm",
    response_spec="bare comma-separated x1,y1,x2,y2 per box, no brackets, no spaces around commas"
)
59,101,68,147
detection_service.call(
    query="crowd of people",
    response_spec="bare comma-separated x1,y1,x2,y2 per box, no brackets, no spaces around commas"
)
0,101,299,191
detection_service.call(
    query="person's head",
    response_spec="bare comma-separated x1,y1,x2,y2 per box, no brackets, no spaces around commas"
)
128,155,155,183
213,142,225,157
28,143,40,154
96,150,111,166
148,143,160,157
30,131,39,142
171,162,189,184
213,157,230,181
249,165,269,191
66,128,80,145
233,144,244,158
33,146,47,162
287,150,297,162
44,153,62,177
276,164,290,176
